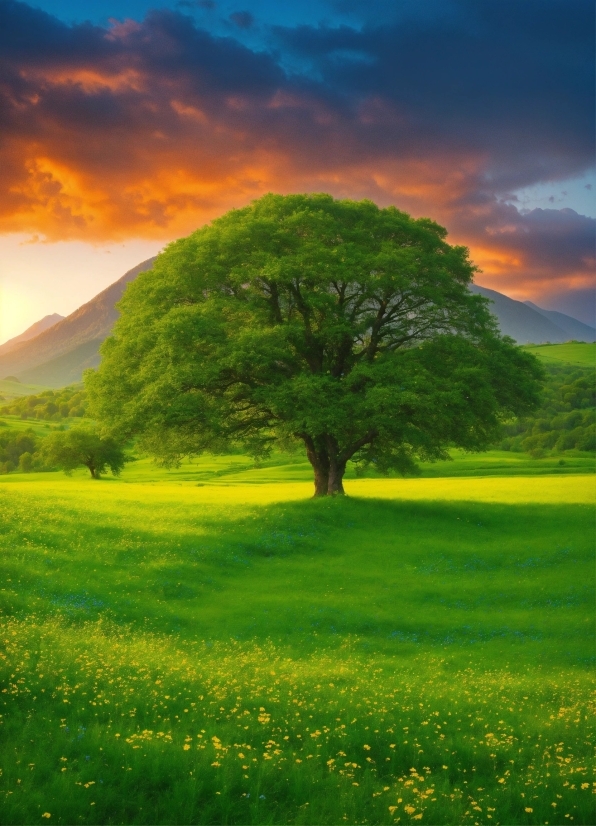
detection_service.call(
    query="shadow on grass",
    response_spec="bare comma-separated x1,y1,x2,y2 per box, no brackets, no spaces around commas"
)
1,492,593,668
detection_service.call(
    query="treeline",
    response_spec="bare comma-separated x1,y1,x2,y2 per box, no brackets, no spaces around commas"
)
0,427,51,474
0,424,125,477
0,363,593,474
497,364,595,457
0,385,86,420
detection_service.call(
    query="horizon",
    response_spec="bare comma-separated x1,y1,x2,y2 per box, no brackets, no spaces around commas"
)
0,0,594,342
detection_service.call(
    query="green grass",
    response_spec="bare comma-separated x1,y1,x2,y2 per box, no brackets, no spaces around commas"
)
0,378,51,401
0,464,594,825
51,448,596,485
0,416,62,437
522,342,596,366
0,415,94,437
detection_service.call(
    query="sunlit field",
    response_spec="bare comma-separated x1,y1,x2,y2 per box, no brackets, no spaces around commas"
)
1,459,594,824
522,342,596,367
0,378,50,401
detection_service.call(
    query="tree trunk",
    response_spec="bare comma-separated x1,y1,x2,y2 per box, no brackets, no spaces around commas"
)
313,463,330,497
302,429,377,496
324,435,346,495
327,458,346,495
303,435,330,497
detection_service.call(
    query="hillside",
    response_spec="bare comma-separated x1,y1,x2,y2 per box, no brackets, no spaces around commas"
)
0,258,156,387
18,338,105,386
469,285,595,344
525,302,596,342
3,258,593,387
523,342,596,366
0,313,64,356
0,377,50,401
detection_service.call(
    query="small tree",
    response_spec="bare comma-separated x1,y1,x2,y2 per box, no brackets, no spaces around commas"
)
41,426,126,479
86,193,543,495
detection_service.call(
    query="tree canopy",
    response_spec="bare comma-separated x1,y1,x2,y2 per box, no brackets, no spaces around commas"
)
86,193,542,495
41,426,126,479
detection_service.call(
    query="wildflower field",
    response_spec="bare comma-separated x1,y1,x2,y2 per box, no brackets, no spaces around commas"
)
0,458,594,824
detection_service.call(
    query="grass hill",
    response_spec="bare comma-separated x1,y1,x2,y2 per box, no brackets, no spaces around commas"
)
0,458,593,824
523,342,596,366
0,377,50,401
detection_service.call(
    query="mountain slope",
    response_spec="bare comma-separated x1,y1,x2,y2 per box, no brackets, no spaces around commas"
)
2,258,590,388
0,258,156,387
18,338,105,387
524,302,596,342
0,313,64,356
469,285,571,344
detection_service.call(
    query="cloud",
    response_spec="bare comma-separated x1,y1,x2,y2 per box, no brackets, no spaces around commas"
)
0,0,593,304
229,11,254,29
449,204,595,301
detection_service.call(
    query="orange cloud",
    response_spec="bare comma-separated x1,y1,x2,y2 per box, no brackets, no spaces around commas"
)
0,1,593,316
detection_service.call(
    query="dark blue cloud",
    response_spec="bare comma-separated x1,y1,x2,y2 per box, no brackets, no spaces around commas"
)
272,0,594,182
0,0,593,307
229,10,254,29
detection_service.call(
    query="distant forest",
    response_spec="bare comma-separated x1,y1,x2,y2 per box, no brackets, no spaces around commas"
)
0,363,593,474
498,364,595,456
0,385,86,420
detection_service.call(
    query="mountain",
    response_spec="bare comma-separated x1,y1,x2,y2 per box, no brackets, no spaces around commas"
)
469,285,584,345
0,258,156,388
2,258,592,388
524,302,596,342
0,313,64,356
17,339,107,387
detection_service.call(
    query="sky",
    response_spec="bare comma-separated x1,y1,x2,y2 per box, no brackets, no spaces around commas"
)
0,0,594,343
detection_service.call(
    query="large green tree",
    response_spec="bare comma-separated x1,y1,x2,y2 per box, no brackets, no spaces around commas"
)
86,193,542,495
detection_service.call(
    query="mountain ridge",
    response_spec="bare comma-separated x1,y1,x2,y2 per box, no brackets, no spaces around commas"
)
0,313,64,357
0,258,156,386
523,301,596,342
469,285,595,345
2,261,592,388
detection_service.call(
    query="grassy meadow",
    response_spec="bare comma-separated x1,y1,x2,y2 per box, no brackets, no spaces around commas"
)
1,451,595,825
522,343,596,367
0,379,50,402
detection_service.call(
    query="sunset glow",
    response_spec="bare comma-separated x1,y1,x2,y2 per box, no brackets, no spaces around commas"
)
0,0,594,341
